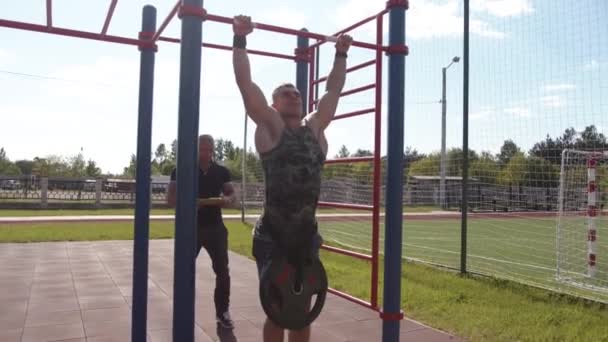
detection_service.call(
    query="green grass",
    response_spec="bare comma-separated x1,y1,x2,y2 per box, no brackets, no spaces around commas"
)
0,221,175,241
2,219,608,341
0,208,169,216
0,208,237,217
319,214,608,302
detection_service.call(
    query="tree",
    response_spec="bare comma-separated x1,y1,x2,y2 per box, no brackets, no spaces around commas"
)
68,153,86,177
161,161,175,176
170,139,177,162
470,152,500,184
529,134,561,164
498,139,521,167
352,149,372,157
1,163,21,176
525,155,559,188
498,152,527,185
576,125,607,150
408,153,440,176
15,160,34,175
155,144,168,164
446,148,479,177
85,160,102,177
404,147,424,165
336,145,350,158
215,138,237,162
224,147,262,182
151,160,162,176
123,154,137,177
215,139,226,161
0,148,21,176
32,155,70,177
530,125,608,165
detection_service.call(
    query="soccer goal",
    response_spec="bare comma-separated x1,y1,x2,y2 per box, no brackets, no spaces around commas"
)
556,149,608,291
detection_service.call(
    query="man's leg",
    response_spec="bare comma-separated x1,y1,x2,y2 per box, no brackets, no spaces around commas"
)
201,225,232,327
253,236,285,342
287,233,323,342
264,317,285,342
287,327,310,342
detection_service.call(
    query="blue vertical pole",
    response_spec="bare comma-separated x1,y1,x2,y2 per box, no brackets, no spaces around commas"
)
132,5,156,342
382,2,407,342
173,0,204,341
296,29,309,116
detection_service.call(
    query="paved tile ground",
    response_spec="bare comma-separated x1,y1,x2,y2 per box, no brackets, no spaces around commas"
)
0,240,461,341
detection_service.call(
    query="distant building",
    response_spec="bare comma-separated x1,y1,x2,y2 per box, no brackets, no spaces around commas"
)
406,175,479,206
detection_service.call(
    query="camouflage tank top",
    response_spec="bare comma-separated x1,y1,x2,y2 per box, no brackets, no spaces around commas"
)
254,124,325,253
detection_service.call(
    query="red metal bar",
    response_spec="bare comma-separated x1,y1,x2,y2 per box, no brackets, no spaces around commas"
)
0,19,141,46
334,8,390,37
46,0,52,27
309,8,390,50
324,156,374,164
333,108,375,121
340,83,376,97
370,14,384,310
205,13,381,51
313,59,376,85
158,37,297,60
101,0,118,35
327,288,377,310
321,245,372,261
318,201,373,211
203,42,296,60
151,0,180,42
313,84,375,104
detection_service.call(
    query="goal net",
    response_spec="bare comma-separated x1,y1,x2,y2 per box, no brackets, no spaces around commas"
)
557,149,608,290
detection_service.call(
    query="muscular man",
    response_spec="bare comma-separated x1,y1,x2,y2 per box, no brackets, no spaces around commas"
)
232,15,352,342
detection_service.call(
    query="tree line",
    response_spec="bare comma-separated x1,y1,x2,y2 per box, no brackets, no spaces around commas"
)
0,150,102,178
1,125,606,187
406,125,608,188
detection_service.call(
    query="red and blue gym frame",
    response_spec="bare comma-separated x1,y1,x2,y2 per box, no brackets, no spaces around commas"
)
0,0,409,341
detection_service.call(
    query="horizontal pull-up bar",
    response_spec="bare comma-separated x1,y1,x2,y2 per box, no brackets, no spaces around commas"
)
313,59,376,85
158,37,297,61
204,13,380,51
1,4,393,58
312,84,376,104
333,107,376,121
309,8,389,50
0,18,141,46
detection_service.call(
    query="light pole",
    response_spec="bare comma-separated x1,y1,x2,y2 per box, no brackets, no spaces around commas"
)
440,56,460,210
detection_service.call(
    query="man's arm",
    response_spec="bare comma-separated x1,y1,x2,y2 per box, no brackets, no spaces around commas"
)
309,35,353,131
232,15,277,125
167,180,176,208
221,182,237,208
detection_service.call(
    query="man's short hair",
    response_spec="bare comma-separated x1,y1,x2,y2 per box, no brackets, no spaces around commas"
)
272,83,298,102
199,134,214,146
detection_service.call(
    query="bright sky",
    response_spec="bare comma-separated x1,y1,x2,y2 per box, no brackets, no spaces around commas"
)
0,0,606,174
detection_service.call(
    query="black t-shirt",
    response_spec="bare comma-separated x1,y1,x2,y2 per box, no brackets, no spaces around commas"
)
170,162,231,226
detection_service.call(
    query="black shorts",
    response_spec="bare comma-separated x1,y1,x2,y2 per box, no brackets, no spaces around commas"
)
252,234,323,279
